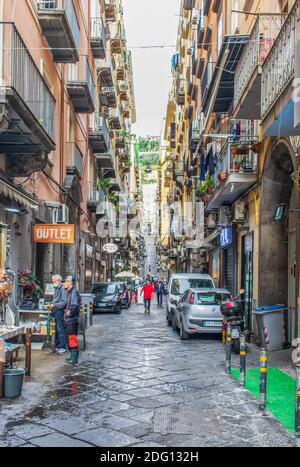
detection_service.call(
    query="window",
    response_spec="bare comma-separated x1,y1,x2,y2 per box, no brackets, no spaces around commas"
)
91,284,117,295
196,292,231,305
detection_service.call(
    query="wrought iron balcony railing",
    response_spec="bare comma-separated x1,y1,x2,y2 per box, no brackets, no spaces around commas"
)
234,14,283,113
37,0,80,61
261,2,299,118
0,22,55,141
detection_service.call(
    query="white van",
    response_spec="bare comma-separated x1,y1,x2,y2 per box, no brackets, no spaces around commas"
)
166,274,215,327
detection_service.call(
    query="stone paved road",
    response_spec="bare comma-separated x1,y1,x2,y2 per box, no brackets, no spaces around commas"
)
0,304,294,447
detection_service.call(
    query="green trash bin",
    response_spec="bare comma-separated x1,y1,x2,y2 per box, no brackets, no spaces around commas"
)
4,369,26,398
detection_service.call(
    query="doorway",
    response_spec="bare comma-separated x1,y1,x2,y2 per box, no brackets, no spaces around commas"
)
241,233,254,331
259,141,295,337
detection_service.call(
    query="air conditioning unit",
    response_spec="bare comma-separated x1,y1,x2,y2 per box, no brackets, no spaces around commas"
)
207,214,217,229
218,206,231,227
233,201,246,223
52,204,69,224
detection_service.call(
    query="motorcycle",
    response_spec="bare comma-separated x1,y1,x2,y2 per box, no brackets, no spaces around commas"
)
221,290,245,355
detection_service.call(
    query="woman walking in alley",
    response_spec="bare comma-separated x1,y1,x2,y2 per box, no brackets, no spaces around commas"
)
141,279,154,314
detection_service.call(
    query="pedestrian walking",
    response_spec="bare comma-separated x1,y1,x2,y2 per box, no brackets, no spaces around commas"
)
46,275,68,355
141,279,154,313
155,279,165,308
64,276,81,366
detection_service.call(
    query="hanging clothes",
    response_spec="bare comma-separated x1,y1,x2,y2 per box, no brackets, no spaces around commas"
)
200,153,206,181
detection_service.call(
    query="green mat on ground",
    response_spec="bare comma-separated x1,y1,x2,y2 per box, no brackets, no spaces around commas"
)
231,368,296,433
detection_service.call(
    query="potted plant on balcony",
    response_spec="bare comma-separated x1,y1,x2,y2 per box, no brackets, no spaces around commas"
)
196,184,208,203
205,176,215,194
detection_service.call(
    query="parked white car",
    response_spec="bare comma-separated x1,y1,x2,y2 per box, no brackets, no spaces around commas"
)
166,274,215,327
172,288,232,340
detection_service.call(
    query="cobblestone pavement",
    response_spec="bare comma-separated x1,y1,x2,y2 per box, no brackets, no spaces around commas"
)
0,304,294,447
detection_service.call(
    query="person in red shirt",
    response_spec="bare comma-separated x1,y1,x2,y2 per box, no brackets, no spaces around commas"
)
141,279,154,313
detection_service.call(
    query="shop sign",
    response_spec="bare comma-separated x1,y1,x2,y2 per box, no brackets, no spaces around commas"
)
103,243,118,254
86,244,94,258
220,227,233,248
33,224,75,244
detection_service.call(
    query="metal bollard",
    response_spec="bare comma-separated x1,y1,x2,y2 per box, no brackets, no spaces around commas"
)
50,318,56,353
295,365,300,447
89,303,93,327
240,332,246,387
84,304,88,330
225,323,232,374
259,348,268,415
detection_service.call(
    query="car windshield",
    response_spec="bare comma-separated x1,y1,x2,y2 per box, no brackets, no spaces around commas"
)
91,284,116,295
171,279,214,296
197,292,231,305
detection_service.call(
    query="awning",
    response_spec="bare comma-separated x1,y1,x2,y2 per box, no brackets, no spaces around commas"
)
0,177,39,211
202,35,249,115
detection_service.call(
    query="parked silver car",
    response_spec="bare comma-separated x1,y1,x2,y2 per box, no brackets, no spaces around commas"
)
166,274,215,327
172,288,232,340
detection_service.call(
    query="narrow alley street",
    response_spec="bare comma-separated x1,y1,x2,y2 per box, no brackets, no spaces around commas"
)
0,304,293,448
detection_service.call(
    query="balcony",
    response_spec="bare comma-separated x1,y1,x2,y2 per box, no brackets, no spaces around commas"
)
87,182,106,212
0,23,55,177
109,24,126,55
202,35,249,115
189,118,203,150
96,144,116,174
66,58,96,113
118,81,128,101
37,0,80,63
113,54,126,80
206,134,259,212
90,17,106,60
120,101,130,119
104,0,116,23
99,86,117,108
234,15,283,120
183,0,195,10
108,107,122,130
176,79,185,105
66,142,83,179
261,1,300,136
97,58,114,87
115,134,126,149
89,114,110,153
197,13,205,49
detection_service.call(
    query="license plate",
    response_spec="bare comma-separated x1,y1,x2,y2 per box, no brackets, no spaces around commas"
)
203,321,221,328
231,328,240,339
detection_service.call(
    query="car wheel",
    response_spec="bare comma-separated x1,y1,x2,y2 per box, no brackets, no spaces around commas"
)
171,312,178,332
180,320,189,340
166,309,172,326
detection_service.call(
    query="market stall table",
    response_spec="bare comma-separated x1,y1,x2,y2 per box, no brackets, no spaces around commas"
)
0,326,32,398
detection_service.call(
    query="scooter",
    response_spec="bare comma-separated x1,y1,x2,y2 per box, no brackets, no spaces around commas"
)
221,290,245,355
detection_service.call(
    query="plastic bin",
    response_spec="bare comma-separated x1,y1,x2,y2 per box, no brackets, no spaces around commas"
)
4,369,26,398
254,306,288,351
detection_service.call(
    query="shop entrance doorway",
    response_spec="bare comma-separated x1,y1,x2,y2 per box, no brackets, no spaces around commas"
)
259,141,296,341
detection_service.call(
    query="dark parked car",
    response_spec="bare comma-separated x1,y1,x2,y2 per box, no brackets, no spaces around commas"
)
115,282,131,309
91,283,122,314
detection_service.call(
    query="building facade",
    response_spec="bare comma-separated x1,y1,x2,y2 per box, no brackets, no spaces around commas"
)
0,0,137,314
160,0,300,341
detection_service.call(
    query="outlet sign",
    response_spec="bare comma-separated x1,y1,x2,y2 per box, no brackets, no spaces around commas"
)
33,224,75,244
